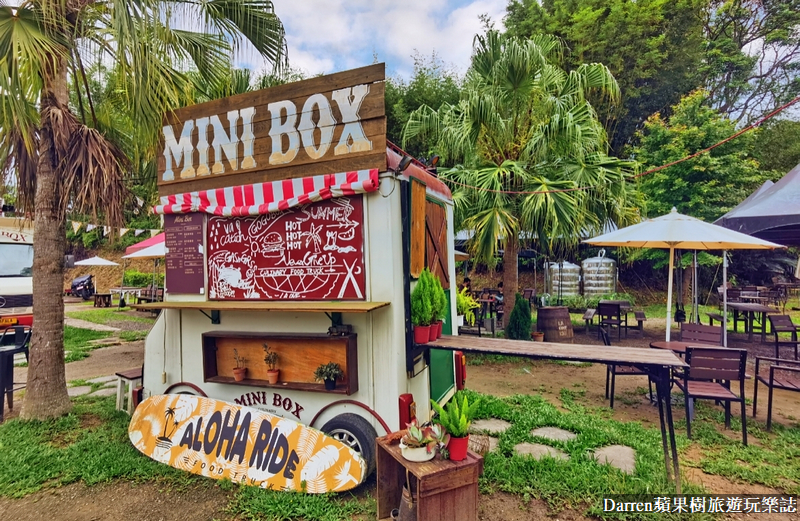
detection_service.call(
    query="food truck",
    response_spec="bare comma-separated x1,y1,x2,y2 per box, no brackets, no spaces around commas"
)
138,64,461,474
0,217,34,327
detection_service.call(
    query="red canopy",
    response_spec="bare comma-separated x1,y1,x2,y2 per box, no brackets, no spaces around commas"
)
125,232,164,255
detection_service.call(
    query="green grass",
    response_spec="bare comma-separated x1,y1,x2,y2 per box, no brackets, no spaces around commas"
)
119,330,148,342
0,396,376,521
67,308,155,326
64,326,113,362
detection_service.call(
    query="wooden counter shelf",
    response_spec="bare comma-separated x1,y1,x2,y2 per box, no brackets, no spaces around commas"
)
202,331,359,395
131,300,390,312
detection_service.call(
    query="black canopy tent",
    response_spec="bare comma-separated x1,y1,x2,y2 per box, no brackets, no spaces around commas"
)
715,164,800,245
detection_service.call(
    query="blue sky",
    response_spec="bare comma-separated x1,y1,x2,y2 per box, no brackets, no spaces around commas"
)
240,0,508,80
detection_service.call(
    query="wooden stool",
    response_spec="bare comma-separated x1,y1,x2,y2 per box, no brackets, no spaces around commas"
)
115,367,143,414
94,293,112,308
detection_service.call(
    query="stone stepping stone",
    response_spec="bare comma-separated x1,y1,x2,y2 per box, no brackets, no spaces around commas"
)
530,427,576,442
468,434,498,455
89,387,117,397
67,386,92,397
514,443,569,461
591,445,636,474
470,419,512,434
87,375,117,384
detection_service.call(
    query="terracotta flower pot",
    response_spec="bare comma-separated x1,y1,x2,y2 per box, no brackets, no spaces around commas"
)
532,332,544,342
429,322,439,342
413,325,431,344
267,369,279,384
324,378,337,391
447,435,469,461
232,367,247,382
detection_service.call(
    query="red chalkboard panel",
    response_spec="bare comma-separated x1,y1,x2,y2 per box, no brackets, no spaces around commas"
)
165,213,205,294
207,196,366,300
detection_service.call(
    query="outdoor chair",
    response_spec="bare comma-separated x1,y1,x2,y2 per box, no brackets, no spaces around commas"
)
597,302,625,341
601,328,653,408
522,288,536,307
679,322,723,346
675,347,748,445
0,326,31,422
752,357,800,431
725,289,741,304
766,315,800,360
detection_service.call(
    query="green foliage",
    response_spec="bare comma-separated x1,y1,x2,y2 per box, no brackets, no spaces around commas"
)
411,268,435,326
262,343,278,370
66,308,155,326
505,293,532,341
456,287,480,325
123,269,164,287
430,274,447,322
313,362,344,383
634,90,772,221
753,119,800,176
119,330,147,342
430,392,481,438
505,0,705,154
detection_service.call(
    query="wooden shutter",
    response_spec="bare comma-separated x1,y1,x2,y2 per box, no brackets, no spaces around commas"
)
425,200,449,288
410,179,426,278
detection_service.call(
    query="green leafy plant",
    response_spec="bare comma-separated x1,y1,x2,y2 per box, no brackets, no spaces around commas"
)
401,419,437,452
313,362,344,383
411,268,434,326
430,393,480,438
430,273,447,322
262,343,278,370
456,287,479,325
505,292,531,340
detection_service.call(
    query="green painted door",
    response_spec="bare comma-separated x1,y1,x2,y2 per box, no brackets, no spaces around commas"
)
430,292,455,403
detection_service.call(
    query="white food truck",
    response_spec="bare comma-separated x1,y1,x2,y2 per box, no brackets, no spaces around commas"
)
0,217,34,328
138,64,462,473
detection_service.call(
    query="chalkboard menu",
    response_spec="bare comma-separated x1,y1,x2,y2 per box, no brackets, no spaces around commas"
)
165,213,205,294
207,196,366,300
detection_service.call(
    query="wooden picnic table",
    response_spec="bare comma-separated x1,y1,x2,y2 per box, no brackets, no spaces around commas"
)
726,302,777,343
423,335,687,492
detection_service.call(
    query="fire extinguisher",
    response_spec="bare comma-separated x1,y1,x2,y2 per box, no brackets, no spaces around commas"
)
454,351,467,390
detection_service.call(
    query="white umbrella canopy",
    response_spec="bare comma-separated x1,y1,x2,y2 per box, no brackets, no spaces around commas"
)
584,208,784,343
121,241,165,259
74,255,119,266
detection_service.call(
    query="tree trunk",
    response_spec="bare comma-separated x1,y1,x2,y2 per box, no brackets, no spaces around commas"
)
502,237,519,328
21,58,72,420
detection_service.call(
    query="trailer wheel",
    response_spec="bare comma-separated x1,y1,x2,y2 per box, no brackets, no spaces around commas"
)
320,413,377,476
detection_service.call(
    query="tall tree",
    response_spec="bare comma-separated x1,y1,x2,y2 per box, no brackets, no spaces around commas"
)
701,0,800,123
752,119,800,175
634,90,771,222
404,32,639,319
0,0,286,420
505,0,705,154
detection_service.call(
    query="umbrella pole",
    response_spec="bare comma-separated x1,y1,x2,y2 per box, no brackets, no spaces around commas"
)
666,247,674,341
693,250,698,323
723,251,728,347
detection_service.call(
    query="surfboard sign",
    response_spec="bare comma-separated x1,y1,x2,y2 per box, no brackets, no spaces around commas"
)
129,394,367,493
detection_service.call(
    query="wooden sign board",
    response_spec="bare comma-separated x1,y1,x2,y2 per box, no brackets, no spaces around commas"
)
129,394,367,493
165,213,205,294
206,196,366,300
158,64,386,196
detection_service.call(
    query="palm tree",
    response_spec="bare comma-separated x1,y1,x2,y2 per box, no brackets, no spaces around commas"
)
404,31,640,321
0,0,286,420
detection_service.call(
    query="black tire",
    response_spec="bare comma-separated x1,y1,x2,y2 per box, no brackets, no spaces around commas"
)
81,288,92,300
320,413,378,477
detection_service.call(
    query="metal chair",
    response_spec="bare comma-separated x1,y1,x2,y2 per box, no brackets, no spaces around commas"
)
766,315,800,360
601,328,653,408
753,356,800,431
0,326,31,423
674,347,748,445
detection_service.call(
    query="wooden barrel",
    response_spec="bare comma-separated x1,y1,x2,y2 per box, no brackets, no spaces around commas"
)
537,306,574,343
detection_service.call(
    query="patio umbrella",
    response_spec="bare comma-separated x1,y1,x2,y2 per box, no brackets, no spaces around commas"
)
584,208,783,343
74,256,119,266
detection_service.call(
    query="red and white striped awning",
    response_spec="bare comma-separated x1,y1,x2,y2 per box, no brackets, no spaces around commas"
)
154,169,380,216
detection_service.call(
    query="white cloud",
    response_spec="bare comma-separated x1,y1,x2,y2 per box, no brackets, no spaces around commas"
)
253,0,507,79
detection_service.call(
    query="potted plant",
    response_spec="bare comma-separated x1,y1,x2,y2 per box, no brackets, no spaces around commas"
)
532,330,545,342
314,362,344,390
399,419,438,462
263,343,279,384
429,272,447,340
232,348,247,382
456,287,479,327
430,393,480,461
411,269,433,344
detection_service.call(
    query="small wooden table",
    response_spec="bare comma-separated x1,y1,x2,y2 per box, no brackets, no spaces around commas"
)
727,302,777,342
376,437,483,521
93,293,112,308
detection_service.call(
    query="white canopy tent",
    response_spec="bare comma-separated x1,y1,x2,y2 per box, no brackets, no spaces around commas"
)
74,256,119,266
584,208,783,344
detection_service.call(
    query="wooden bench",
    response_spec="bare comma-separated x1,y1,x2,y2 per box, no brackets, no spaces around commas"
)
115,367,143,415
93,293,112,308
633,311,647,333
707,313,725,326
583,308,597,331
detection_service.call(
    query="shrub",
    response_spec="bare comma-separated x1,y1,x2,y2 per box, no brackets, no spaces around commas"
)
456,288,479,325
505,292,531,340
411,268,434,326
